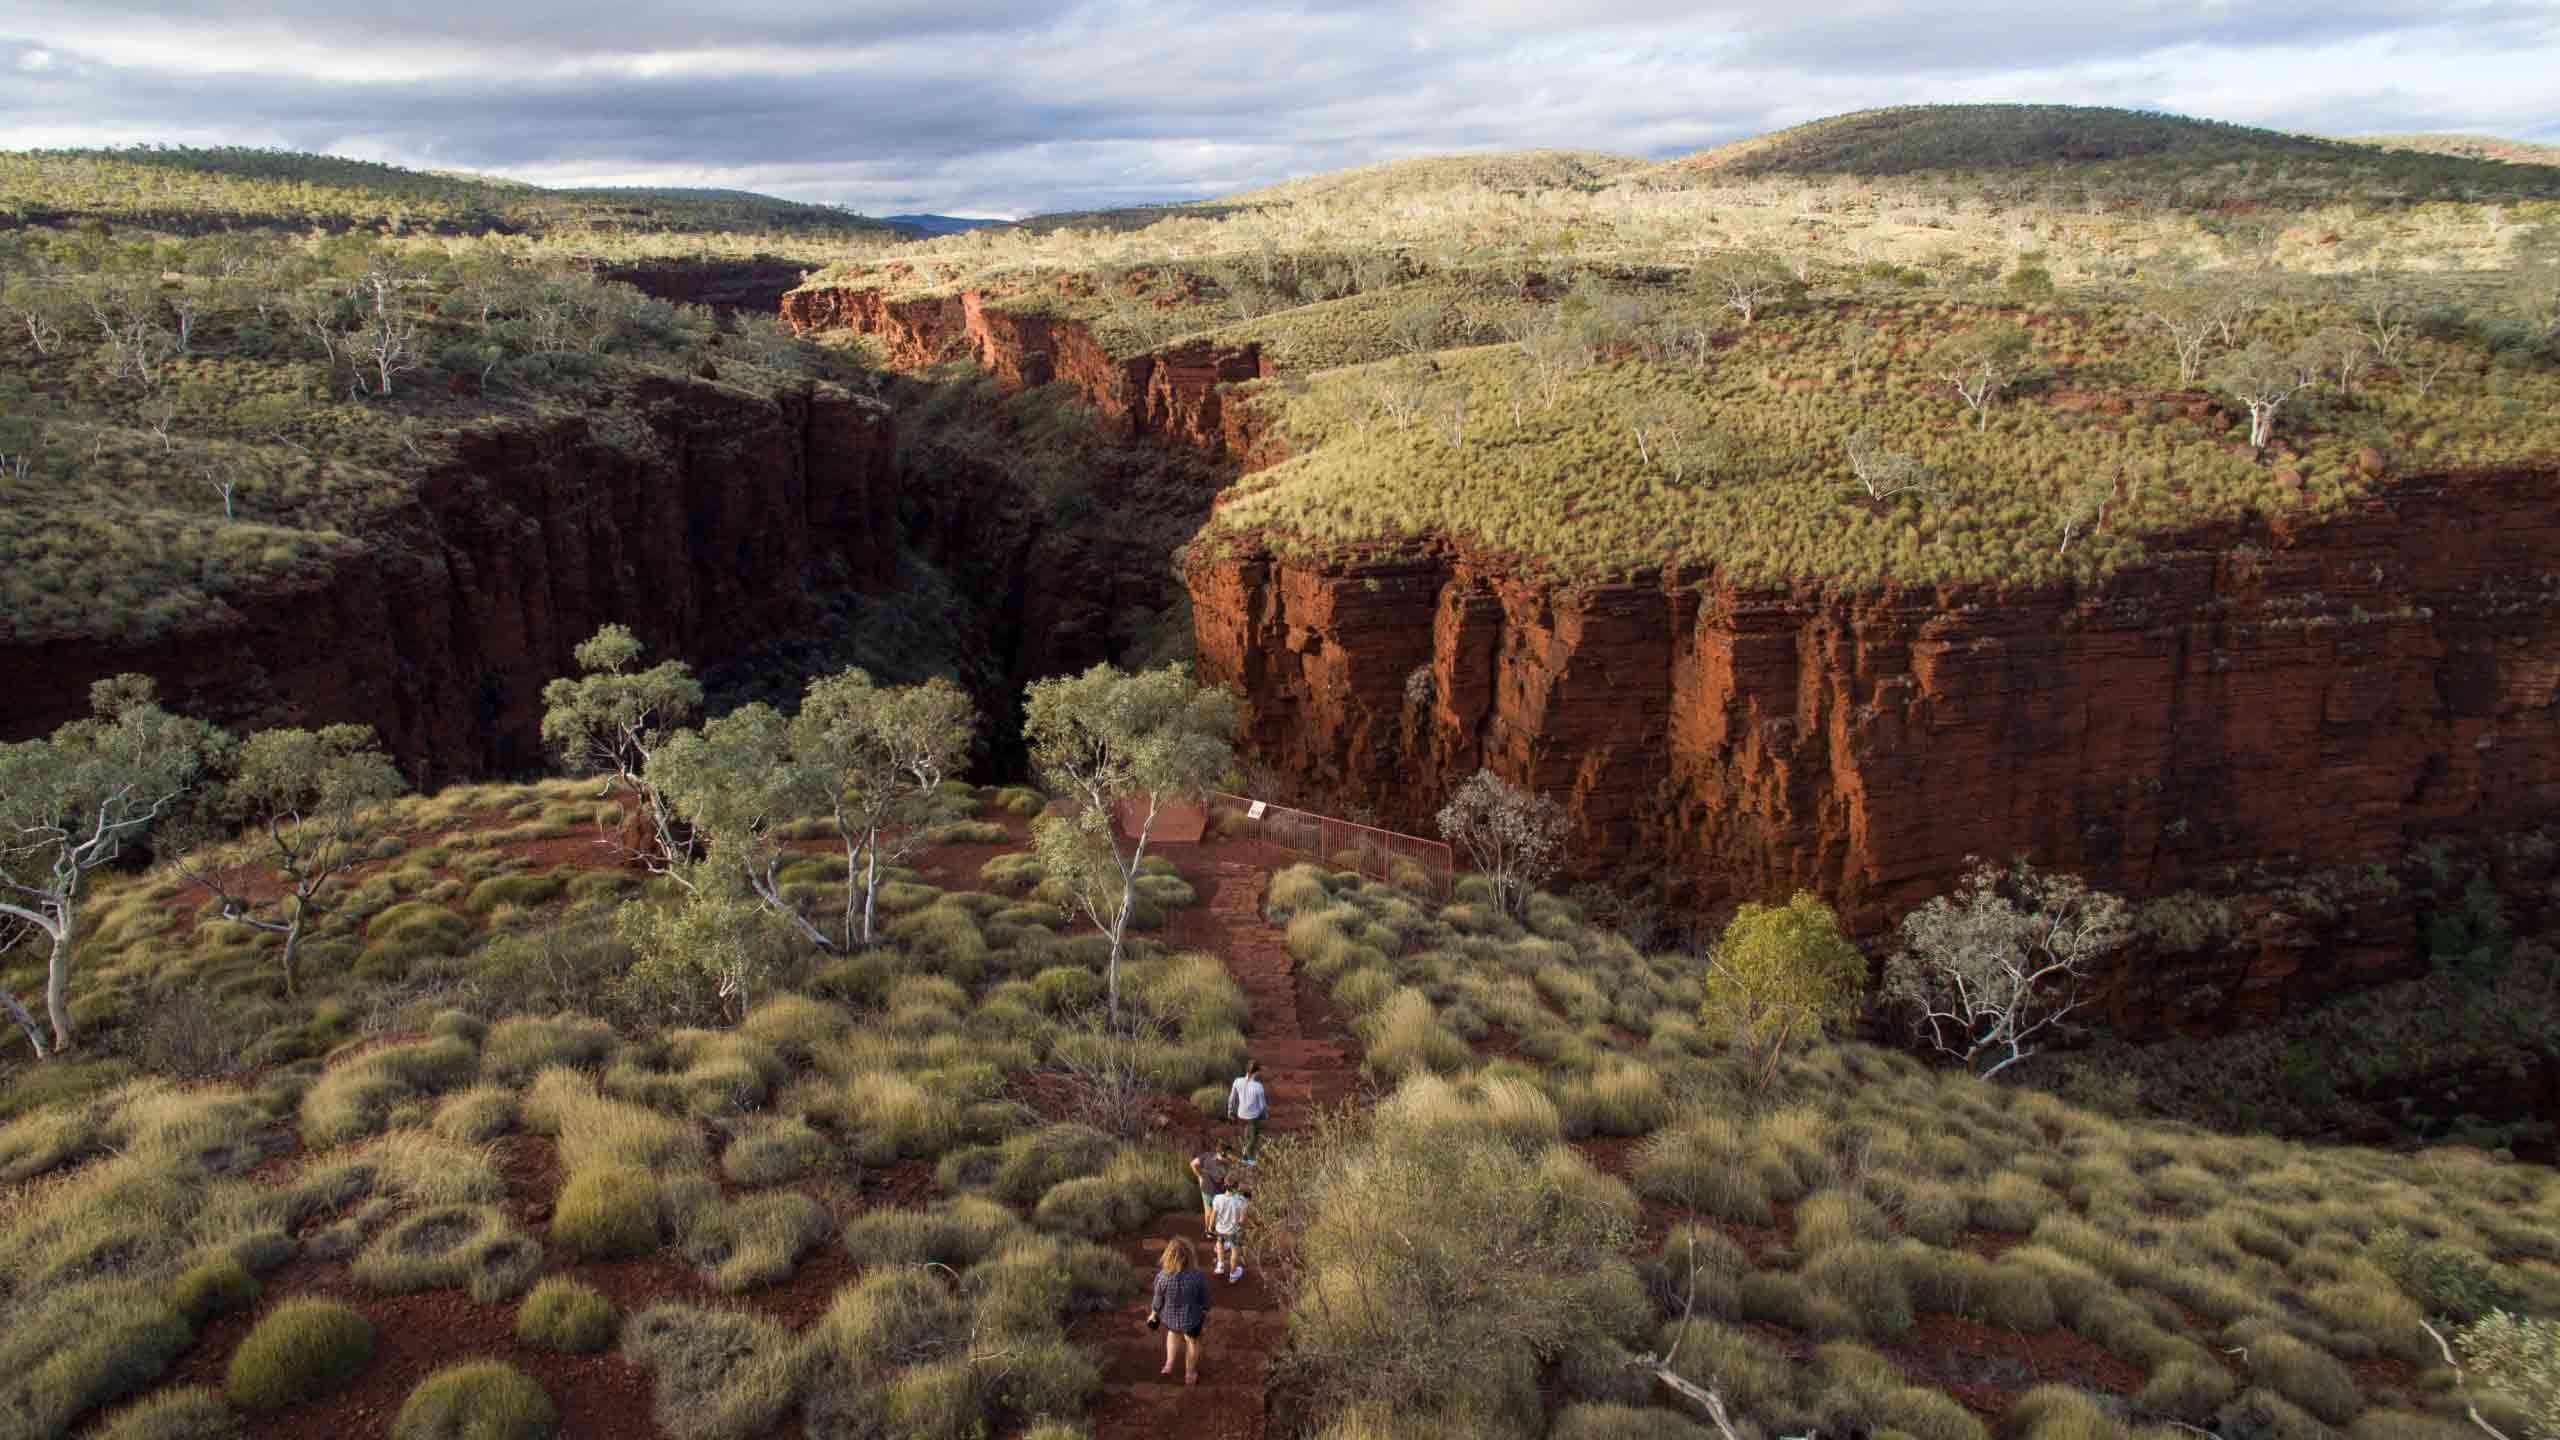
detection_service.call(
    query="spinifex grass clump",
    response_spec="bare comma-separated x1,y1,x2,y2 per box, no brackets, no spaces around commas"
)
517,1277,618,1354
225,1299,374,1410
392,1363,558,1440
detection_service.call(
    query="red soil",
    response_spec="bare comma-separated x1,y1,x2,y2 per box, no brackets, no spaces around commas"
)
1882,1313,2144,1420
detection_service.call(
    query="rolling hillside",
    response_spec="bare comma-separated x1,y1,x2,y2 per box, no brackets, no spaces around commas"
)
0,146,910,240
1660,103,2560,201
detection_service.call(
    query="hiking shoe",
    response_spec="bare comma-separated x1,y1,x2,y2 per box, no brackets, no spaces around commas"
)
1228,1266,1246,1283
1211,1266,1225,1277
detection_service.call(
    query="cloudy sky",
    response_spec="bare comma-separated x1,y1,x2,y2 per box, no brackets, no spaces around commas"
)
1,1,2555,217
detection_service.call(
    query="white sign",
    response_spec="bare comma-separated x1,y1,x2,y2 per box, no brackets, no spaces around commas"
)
1246,800,1268,820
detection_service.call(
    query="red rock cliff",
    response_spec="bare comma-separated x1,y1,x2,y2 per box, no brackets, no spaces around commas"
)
600,256,813,315
780,285,1276,460
1187,469,2560,1026
0,376,895,785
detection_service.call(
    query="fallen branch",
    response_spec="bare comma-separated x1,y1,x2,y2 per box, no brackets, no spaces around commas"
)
2422,1318,2517,1440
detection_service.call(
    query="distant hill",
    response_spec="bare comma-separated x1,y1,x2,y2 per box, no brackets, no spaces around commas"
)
883,213,1011,236
1677,104,2344,176
0,145,909,239
1216,148,1647,208
1014,150,1648,235
2352,132,2560,167
1662,103,2560,200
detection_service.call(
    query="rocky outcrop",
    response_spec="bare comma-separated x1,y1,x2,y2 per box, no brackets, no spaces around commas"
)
0,377,896,786
780,285,1276,459
1186,469,2560,1030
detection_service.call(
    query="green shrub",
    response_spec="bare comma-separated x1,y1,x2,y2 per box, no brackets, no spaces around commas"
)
1358,988,1470,1080
802,1268,972,1434
993,1124,1118,1206
1634,1114,1772,1225
518,1277,617,1353
352,1204,544,1303
982,1336,1103,1424
553,1167,664,1260
169,1255,259,1325
722,1113,836,1186
2136,1358,2239,1423
2368,1225,2517,1321
481,1014,616,1084
1550,1402,1712,1440
842,1196,1025,1269
2243,1332,2360,1425
2454,1311,2560,1440
683,1191,833,1292
393,1362,558,1440
299,1034,478,1146
4,1290,194,1439
1555,1062,1673,1139
1803,1241,1916,1341
465,872,565,915
619,1304,799,1440
2216,1387,2337,1440
356,901,474,975
1970,1172,2060,1232
2001,1384,2121,1439
430,1085,516,1143
226,1298,375,1410
99,1386,239,1440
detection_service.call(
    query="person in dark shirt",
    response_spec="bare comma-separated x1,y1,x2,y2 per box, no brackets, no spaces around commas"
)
1148,1237,1212,1385
1191,1141,1237,1241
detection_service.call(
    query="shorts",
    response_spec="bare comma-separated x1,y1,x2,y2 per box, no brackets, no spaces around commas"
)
1173,1317,1205,1338
1213,1230,1239,1248
1199,1186,1220,1210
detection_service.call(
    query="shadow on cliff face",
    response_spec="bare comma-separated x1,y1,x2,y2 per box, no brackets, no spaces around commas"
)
700,365,1226,782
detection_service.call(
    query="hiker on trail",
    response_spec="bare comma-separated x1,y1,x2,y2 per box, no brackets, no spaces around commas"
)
1211,1184,1250,1283
1225,1060,1267,1162
1148,1237,1211,1385
1191,1140,1237,1242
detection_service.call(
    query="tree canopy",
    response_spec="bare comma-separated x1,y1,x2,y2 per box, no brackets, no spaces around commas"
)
0,676,228,1054
1023,663,1239,1023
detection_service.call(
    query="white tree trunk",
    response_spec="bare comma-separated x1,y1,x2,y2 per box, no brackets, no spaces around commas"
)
46,915,75,1054
0,987,48,1057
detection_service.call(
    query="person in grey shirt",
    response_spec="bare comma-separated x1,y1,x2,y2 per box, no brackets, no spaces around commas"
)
1225,1060,1267,1162
1147,1237,1212,1385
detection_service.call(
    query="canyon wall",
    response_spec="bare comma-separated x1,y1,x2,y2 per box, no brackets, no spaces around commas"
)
601,257,812,315
0,376,896,786
781,276,2560,1034
780,285,1277,460
1186,470,2560,1030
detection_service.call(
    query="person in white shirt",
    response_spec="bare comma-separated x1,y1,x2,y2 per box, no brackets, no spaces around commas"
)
1210,1185,1250,1282
1224,1061,1267,1163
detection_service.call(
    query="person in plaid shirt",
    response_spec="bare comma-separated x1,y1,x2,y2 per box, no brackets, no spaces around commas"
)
1147,1237,1212,1385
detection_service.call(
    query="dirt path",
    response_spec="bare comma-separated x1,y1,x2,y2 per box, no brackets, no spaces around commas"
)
1078,844,1363,1440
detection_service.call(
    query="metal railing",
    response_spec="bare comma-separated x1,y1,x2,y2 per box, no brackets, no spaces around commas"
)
1205,792,1455,898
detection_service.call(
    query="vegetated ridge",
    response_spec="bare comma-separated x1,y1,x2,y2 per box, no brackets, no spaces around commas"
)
0,145,913,242
0,203,898,781
1669,103,2560,198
